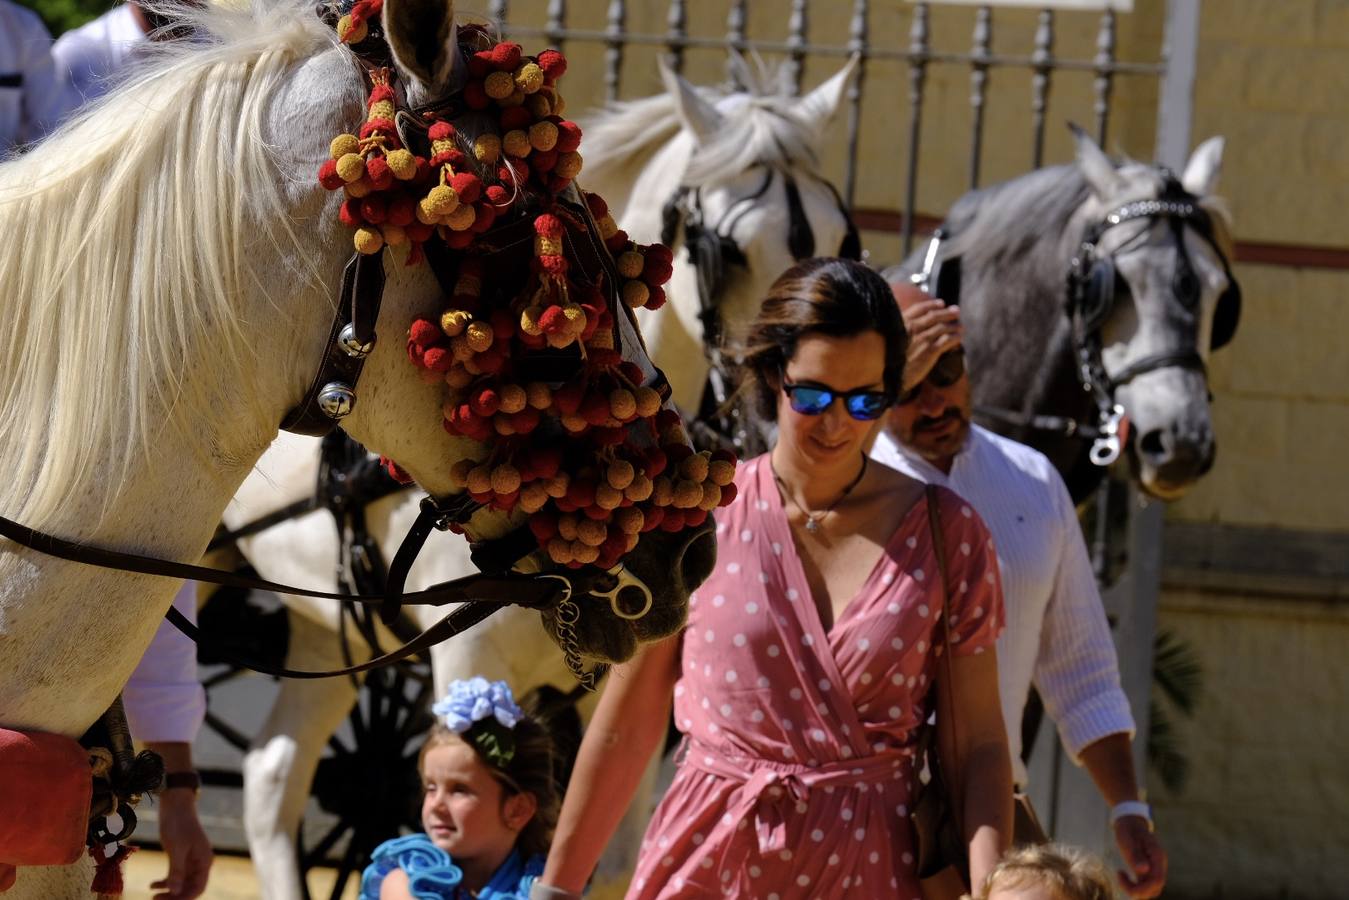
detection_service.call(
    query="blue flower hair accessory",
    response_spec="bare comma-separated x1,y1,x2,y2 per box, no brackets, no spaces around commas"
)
432,677,525,768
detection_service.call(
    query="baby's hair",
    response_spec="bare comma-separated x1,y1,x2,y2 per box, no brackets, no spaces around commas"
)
969,844,1116,900
419,712,560,859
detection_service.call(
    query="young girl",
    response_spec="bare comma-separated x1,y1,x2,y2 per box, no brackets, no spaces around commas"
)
361,678,560,900
969,844,1117,900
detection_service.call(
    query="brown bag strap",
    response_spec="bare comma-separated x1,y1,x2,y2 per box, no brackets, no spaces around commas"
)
925,484,966,844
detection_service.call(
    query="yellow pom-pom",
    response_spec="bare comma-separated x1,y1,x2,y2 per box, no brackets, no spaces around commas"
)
624,473,654,503
474,134,501,165
449,459,475,488
651,476,674,507
555,151,583,180
514,62,545,95
498,90,526,108
385,148,417,180
336,152,367,183
597,214,619,240
380,223,407,247
679,452,710,484
577,518,608,547
587,329,615,350
552,91,567,115
420,184,459,219
525,93,553,119
493,414,517,436
502,129,532,159
634,386,662,418
344,176,374,199
673,479,703,509
698,482,723,511
485,71,516,100
616,250,645,279
562,303,588,335
528,120,558,152
557,514,579,541
570,542,599,565
456,274,482,297
354,226,384,254
546,330,578,350
526,382,552,409
441,309,473,337
546,473,570,498
606,460,635,491
499,383,527,414
609,388,637,421
466,465,493,495
330,133,360,160
547,538,574,565
445,365,474,389
561,413,588,432
450,334,475,362
708,459,736,486
534,234,564,257
465,321,494,352
490,464,522,495
519,481,550,513
368,99,396,123
336,13,367,44
621,280,650,309
615,507,645,535
444,203,477,232
519,306,544,336
595,484,623,511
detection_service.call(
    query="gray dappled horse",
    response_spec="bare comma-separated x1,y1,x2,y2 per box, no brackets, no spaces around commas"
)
889,128,1238,503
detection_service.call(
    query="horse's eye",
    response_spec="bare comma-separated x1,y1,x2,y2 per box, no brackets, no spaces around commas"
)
1174,266,1201,309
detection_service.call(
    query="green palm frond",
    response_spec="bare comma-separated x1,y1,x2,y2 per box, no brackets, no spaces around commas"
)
1147,630,1204,795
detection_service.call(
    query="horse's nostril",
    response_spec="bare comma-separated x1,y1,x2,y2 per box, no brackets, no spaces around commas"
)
1138,429,1168,462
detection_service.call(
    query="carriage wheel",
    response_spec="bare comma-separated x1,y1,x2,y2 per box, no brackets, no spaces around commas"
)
298,658,436,900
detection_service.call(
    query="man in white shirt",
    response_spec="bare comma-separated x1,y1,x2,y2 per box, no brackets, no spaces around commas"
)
870,283,1167,898
52,2,148,104
0,0,77,151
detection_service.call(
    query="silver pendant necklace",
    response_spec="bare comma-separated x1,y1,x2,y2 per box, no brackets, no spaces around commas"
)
771,454,869,535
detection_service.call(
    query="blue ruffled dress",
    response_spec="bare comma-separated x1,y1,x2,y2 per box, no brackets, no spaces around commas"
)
359,834,545,900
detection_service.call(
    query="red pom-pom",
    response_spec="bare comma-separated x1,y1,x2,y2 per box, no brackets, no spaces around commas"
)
470,202,497,233
645,285,667,311
643,447,668,477
475,347,505,373
580,393,611,426
537,48,567,81
468,52,492,78
587,348,622,371
555,120,583,153
582,503,610,521
500,107,533,131
642,259,674,285
422,346,453,372
510,407,540,433
538,304,568,334
380,455,415,485
360,118,396,140
409,318,441,348
529,446,563,480
428,121,455,141
554,383,585,415
604,229,630,252
656,409,682,431
488,309,516,340
365,155,390,182
319,159,344,190
359,196,387,224
470,388,499,418
618,361,645,385
645,243,674,267
533,213,564,238
592,427,625,446
710,448,737,463
464,81,490,110
485,184,511,206
445,229,475,249
406,220,435,243
530,149,559,173
449,172,482,204
641,506,665,532
386,195,416,227
583,193,607,219
528,514,558,542
368,84,396,106
685,508,709,527
447,148,468,169
539,255,570,277
566,478,596,508
718,482,738,507
489,43,522,71
406,339,425,366
659,509,686,532
339,198,365,227
414,156,434,183
665,442,694,465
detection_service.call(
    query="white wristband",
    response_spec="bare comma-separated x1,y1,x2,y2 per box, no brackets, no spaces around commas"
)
1109,800,1154,830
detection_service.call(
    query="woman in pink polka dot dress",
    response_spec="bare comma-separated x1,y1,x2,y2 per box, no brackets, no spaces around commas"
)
537,259,1012,900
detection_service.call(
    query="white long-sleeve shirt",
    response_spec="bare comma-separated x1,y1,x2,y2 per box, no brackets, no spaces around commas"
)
123,582,206,744
0,0,77,150
871,424,1134,787
51,4,146,105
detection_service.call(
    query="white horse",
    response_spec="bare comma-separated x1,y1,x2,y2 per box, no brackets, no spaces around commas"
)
231,56,862,899
0,0,714,895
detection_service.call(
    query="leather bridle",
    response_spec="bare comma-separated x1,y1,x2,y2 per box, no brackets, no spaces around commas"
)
0,22,675,687
916,178,1241,468
660,164,862,452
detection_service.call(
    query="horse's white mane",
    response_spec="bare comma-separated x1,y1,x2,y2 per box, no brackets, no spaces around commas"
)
581,60,821,195
0,0,334,523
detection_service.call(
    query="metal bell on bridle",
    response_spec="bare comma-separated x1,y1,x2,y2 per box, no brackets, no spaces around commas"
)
338,322,375,358
318,382,356,419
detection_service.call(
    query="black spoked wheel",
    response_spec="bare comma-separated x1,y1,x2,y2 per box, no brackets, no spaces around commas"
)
298,659,437,900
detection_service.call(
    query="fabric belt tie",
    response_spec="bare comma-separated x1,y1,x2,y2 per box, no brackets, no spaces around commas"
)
682,738,916,868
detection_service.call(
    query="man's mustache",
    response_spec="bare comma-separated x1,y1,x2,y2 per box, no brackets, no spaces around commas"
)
913,408,964,431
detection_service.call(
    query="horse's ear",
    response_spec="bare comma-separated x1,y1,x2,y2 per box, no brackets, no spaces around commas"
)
796,55,858,140
659,55,723,145
1070,122,1122,199
383,0,460,97
1181,136,1225,197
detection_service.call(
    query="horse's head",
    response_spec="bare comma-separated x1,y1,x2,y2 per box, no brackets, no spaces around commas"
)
1070,128,1238,499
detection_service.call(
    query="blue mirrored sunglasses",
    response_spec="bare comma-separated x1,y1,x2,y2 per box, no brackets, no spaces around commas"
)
781,377,892,421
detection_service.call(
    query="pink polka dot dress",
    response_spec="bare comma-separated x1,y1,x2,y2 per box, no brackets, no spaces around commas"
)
627,455,1004,899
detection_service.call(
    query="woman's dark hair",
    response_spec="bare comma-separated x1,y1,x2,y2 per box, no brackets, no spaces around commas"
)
736,257,907,421
418,711,560,859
